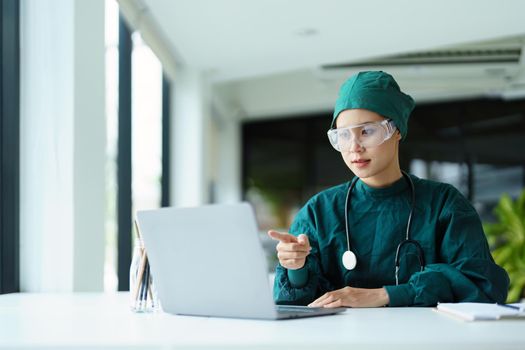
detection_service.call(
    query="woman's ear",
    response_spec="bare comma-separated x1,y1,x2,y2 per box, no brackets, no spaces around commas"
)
395,130,402,141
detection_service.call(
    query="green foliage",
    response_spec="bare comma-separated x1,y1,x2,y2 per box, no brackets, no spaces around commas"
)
483,189,525,303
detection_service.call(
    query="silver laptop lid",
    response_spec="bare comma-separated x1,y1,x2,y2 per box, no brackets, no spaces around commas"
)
136,203,278,319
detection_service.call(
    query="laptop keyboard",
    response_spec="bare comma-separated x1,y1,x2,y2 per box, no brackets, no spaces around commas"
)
277,306,321,313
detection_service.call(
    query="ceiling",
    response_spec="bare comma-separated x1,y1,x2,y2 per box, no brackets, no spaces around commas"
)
122,0,525,118
138,0,525,81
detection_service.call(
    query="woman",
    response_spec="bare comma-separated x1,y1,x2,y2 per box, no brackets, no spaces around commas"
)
268,71,509,308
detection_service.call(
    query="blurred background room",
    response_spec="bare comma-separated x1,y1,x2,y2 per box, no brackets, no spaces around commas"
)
1,0,524,301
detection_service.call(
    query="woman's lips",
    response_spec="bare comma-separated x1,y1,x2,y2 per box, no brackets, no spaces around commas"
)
352,159,371,168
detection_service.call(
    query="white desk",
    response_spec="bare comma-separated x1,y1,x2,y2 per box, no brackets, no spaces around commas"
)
0,292,523,349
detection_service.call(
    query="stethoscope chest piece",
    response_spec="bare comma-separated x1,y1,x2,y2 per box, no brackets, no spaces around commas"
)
342,250,357,270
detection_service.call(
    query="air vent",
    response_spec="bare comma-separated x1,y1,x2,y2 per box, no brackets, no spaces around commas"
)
322,48,522,69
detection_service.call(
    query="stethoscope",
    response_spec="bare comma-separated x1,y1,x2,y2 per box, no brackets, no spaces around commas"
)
342,171,426,285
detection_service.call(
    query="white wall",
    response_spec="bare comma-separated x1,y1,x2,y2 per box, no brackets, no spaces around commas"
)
210,89,242,204
72,0,107,292
168,68,244,207
20,0,106,292
171,68,212,206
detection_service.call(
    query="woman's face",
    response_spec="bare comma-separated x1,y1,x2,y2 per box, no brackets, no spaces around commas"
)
335,109,401,186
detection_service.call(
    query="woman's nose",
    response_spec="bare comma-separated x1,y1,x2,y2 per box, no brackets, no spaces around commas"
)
349,138,364,152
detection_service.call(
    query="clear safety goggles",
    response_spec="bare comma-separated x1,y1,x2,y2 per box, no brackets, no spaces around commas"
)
327,119,397,151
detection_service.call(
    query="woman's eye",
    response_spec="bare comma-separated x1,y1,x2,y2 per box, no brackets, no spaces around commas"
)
361,127,376,136
340,130,350,139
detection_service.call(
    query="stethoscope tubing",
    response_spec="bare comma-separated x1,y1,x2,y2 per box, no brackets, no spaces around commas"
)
343,171,425,284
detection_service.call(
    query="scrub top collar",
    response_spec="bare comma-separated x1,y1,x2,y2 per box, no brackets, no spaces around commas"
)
354,174,410,199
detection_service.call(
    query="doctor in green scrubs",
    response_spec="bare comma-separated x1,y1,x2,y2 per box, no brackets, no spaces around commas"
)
268,71,509,308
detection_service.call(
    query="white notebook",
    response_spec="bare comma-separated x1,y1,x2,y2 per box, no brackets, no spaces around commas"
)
436,302,525,321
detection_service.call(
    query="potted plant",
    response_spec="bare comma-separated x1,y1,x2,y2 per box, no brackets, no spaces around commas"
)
483,189,525,303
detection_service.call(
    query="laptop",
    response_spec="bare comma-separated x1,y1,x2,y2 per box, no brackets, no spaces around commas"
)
136,202,347,320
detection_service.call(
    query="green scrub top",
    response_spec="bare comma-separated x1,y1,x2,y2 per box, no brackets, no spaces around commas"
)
273,174,510,306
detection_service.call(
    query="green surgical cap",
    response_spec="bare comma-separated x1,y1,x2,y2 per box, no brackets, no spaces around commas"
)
332,71,415,140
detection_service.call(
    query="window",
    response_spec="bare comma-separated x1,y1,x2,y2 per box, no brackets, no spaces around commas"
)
131,32,163,218
104,0,171,291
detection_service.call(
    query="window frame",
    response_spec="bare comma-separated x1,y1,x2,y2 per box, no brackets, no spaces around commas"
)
0,0,20,294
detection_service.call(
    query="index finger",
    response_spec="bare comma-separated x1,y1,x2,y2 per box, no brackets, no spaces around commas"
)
267,230,298,243
278,242,311,252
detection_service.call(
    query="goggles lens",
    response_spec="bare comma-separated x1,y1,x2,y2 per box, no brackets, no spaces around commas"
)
327,120,396,151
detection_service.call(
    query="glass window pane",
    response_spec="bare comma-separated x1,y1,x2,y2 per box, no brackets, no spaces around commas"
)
131,32,163,215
